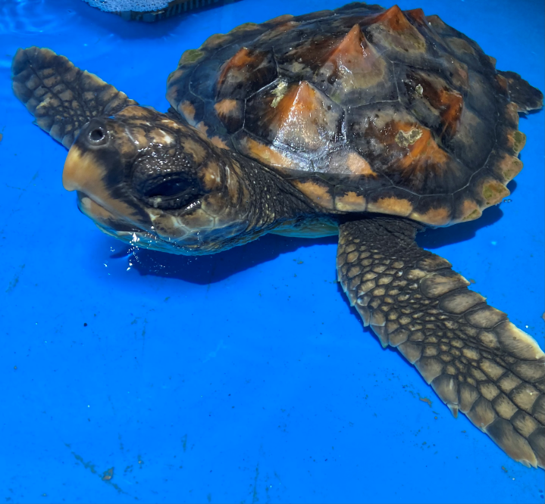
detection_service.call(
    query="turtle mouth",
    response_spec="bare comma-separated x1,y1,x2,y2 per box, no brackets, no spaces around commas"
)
76,192,145,238
76,192,167,249
75,192,212,255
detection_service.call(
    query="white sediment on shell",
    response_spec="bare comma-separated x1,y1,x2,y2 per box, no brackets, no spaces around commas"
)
82,0,170,13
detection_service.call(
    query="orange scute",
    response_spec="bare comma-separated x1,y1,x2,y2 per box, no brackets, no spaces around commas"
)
373,5,414,32
266,81,340,151
274,81,319,123
439,89,463,130
326,25,374,72
319,24,385,90
217,47,254,89
397,125,449,167
405,8,426,25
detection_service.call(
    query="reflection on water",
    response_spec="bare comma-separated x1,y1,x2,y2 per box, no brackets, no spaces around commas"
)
0,0,76,35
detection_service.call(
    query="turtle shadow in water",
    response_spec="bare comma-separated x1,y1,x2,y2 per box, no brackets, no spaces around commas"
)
418,180,516,249
125,233,338,285
124,187,513,284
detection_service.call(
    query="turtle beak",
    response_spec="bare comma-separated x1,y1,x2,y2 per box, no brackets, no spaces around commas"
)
63,144,144,233
63,144,102,193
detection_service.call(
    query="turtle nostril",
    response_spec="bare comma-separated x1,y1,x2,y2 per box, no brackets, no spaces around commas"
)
89,127,105,143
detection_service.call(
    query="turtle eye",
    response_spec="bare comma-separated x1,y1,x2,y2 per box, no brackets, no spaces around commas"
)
144,177,189,199
138,175,203,211
88,126,108,145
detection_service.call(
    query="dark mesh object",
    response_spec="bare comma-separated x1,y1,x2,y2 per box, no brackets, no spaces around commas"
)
83,0,241,23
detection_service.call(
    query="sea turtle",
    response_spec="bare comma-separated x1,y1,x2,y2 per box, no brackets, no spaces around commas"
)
12,2,545,468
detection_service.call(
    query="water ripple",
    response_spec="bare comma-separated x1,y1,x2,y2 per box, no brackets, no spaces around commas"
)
0,0,76,35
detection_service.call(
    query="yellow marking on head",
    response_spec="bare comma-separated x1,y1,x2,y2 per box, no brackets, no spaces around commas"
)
201,161,222,191
181,137,207,164
127,127,150,148
367,196,413,216
293,181,334,210
196,121,208,135
335,191,367,212
221,159,249,207
116,106,155,120
210,136,229,150
147,128,175,146
63,146,140,224
179,101,196,124
193,121,229,150
409,206,451,226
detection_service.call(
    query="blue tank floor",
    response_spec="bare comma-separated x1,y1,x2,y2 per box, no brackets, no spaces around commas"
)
0,0,543,502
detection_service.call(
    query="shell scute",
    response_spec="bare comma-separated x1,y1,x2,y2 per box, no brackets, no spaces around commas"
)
244,80,343,154
216,47,277,100
166,5,539,223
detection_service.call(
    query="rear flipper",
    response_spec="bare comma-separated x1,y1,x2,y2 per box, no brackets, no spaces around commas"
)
337,217,545,468
498,70,543,112
12,47,137,149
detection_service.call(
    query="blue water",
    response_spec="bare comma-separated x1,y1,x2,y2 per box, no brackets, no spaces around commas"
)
0,0,543,502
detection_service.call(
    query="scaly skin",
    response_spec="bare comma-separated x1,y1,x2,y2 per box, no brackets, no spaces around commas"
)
337,217,545,468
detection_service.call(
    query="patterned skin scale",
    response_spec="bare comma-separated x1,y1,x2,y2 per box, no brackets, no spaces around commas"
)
11,3,544,468
166,3,541,226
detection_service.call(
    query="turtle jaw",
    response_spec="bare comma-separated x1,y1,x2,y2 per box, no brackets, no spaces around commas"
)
63,143,256,256
64,143,150,229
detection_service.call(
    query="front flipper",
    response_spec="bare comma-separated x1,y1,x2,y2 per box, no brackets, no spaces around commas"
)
12,47,138,148
337,217,545,468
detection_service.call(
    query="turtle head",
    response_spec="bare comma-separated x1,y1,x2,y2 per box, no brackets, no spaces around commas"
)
63,106,254,254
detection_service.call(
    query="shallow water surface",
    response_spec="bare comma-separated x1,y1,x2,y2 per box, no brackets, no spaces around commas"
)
0,0,544,502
